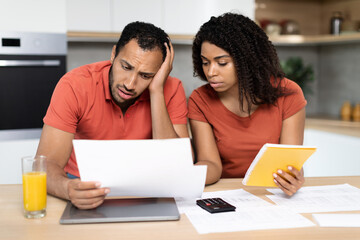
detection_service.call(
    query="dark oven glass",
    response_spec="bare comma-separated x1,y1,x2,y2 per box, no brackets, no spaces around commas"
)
0,54,66,130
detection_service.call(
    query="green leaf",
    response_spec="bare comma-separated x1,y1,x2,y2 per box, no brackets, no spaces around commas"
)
280,57,314,96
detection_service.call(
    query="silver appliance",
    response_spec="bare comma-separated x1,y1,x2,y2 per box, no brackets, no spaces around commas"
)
0,32,67,140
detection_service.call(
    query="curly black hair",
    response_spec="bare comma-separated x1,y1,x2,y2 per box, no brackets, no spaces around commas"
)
192,13,288,113
115,21,169,61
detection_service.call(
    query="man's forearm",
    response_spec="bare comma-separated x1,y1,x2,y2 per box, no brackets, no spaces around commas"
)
46,161,71,200
150,91,179,139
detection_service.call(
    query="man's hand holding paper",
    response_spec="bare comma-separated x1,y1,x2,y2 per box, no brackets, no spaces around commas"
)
66,179,110,209
73,138,206,199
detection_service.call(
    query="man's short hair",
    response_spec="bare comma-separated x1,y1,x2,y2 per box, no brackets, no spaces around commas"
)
115,21,169,61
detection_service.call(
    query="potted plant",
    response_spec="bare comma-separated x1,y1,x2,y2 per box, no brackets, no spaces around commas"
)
280,57,314,96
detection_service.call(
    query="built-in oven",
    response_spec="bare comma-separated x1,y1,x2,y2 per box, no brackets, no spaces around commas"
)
0,32,66,140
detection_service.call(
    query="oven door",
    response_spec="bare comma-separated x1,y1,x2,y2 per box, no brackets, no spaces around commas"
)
0,54,66,140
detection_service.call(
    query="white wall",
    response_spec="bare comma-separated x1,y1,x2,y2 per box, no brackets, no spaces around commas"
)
303,129,360,177
0,0,66,33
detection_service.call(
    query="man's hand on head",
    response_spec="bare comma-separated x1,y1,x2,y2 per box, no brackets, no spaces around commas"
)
148,40,174,94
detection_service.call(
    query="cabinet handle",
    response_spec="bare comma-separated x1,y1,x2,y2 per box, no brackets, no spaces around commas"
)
0,60,61,67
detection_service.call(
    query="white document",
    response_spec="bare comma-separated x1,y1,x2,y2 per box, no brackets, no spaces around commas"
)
176,189,314,234
267,184,360,196
266,184,360,213
312,214,360,227
73,138,206,199
176,189,271,214
186,206,315,234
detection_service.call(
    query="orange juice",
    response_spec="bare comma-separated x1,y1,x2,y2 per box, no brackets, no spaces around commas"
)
22,172,47,211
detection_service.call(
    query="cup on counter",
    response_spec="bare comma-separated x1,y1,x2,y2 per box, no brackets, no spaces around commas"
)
21,155,47,218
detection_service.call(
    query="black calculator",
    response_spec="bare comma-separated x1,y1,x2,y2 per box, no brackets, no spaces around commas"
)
196,198,236,213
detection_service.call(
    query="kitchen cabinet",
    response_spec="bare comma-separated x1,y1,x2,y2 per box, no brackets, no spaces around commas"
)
0,0,66,33
66,0,255,43
66,0,112,32
303,129,360,177
303,118,360,177
163,0,254,35
0,139,39,184
112,0,162,33
66,0,163,34
255,0,360,46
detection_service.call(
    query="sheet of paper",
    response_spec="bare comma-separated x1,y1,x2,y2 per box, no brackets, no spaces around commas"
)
73,138,206,199
312,214,360,227
186,206,315,234
266,184,360,213
267,184,360,195
177,189,314,234
176,189,272,214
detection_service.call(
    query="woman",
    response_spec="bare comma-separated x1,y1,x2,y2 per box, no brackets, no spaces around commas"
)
188,13,306,196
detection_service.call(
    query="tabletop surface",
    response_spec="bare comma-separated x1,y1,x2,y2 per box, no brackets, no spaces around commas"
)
1,176,360,240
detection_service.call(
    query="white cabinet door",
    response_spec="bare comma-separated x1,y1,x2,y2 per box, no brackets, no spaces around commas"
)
0,139,40,184
303,129,360,177
65,0,255,34
163,0,255,35
112,0,163,32
66,0,112,32
0,0,66,33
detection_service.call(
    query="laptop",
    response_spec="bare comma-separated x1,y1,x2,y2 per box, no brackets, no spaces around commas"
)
59,197,180,224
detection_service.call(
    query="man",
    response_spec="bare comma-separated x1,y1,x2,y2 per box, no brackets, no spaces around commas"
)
36,22,189,209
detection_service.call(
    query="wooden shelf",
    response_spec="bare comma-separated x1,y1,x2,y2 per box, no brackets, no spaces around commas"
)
269,33,360,46
255,0,360,45
67,31,360,46
67,31,194,45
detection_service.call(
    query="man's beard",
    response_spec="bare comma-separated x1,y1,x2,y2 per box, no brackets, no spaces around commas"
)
108,66,136,110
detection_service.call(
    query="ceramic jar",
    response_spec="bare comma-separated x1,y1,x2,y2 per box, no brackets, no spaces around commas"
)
352,103,360,122
340,101,352,121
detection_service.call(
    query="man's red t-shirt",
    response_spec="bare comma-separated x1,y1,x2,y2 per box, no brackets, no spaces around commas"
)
44,61,188,177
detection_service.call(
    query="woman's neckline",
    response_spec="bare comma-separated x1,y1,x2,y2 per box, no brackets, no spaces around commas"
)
207,84,262,120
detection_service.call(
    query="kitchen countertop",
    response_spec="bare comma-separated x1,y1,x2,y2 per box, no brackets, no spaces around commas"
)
305,116,360,138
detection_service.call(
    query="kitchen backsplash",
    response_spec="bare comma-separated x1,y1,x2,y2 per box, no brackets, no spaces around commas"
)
67,41,360,118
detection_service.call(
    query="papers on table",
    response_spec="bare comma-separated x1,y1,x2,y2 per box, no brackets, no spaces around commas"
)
176,189,272,214
312,214,360,227
267,183,360,196
187,206,315,234
73,138,206,199
176,189,314,234
266,184,360,213
178,184,360,234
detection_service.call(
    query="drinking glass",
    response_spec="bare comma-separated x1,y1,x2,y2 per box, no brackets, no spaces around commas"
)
21,155,47,218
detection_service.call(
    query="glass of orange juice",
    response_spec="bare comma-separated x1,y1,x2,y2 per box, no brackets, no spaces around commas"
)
21,155,47,218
